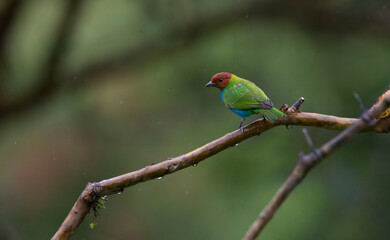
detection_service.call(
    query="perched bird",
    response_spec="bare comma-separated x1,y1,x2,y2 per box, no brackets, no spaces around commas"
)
205,72,286,130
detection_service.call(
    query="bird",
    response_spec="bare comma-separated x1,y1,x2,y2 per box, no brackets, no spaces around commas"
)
205,72,286,131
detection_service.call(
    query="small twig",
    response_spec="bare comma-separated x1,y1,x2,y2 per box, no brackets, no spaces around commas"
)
290,97,305,113
353,92,375,123
285,97,305,114
302,128,322,160
284,97,304,129
301,128,314,150
353,92,366,112
242,90,390,240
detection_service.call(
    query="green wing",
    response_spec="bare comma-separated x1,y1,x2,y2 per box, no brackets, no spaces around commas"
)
223,79,271,110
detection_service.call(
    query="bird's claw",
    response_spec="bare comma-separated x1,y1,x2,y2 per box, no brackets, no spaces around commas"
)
238,118,245,133
238,122,244,133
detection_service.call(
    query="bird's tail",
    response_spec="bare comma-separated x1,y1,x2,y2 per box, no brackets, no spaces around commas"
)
263,107,286,122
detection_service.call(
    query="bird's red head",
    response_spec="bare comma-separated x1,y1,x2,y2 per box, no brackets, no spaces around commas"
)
205,72,232,90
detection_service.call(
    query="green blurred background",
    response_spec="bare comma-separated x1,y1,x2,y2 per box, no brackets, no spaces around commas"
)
0,0,390,239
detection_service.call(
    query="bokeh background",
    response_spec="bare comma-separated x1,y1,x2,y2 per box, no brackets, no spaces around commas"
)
1,0,390,239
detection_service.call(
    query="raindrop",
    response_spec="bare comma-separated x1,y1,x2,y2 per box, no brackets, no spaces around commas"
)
53,157,56,161
245,14,249,19
157,176,163,180
14,141,16,144
185,191,189,195
73,76,77,80
120,100,123,104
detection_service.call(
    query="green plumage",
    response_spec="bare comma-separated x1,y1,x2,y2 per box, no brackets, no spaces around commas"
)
222,75,286,122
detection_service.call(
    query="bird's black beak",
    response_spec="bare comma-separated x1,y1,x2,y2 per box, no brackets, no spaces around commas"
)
205,81,216,87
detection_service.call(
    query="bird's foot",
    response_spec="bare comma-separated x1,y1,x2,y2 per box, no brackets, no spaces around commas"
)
238,119,245,133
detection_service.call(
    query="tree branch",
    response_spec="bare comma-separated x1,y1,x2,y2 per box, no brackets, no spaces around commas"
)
0,0,24,55
0,0,84,117
0,0,24,95
242,90,390,240
67,1,390,82
52,91,390,240
2,0,390,121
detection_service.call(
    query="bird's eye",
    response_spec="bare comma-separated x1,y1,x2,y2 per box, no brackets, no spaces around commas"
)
219,78,223,82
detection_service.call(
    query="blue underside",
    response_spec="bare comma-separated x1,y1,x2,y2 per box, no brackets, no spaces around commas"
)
230,108,252,118
221,88,253,118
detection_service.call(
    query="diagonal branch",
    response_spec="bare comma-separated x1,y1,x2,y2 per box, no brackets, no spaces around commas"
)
0,0,24,55
0,0,24,93
52,92,390,240
0,0,84,117
242,90,390,240
2,1,390,121
68,1,390,83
